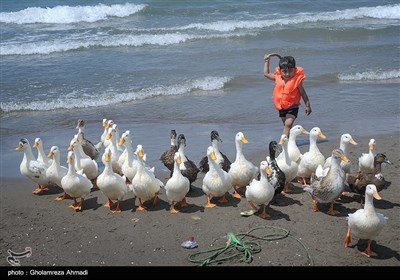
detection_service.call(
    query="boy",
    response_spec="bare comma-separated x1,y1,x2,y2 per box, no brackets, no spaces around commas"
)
264,54,312,136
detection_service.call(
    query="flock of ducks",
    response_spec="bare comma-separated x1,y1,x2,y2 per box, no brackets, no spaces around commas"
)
16,119,393,258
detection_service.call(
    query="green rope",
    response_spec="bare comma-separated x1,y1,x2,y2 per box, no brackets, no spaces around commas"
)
187,225,313,266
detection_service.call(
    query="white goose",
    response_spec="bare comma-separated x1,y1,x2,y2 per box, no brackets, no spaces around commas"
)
16,138,49,194
344,184,388,257
46,146,68,200
202,146,232,208
228,132,258,199
296,127,326,185
358,139,376,173
61,151,92,211
165,152,190,213
277,124,309,163
276,134,298,193
97,147,130,213
245,161,275,219
324,133,357,174
131,145,163,211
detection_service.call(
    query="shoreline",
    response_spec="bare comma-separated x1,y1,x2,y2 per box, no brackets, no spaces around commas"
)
0,132,398,266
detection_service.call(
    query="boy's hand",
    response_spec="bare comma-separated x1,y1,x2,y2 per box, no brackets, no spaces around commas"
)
264,54,271,62
305,106,312,115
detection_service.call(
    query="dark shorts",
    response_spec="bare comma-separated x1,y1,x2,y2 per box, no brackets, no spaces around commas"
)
279,107,299,118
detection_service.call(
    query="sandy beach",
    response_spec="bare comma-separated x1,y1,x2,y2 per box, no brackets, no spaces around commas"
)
0,132,398,268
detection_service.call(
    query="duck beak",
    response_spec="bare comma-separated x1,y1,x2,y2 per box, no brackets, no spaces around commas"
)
210,151,217,161
372,192,382,200
350,139,357,145
318,132,326,139
340,155,350,163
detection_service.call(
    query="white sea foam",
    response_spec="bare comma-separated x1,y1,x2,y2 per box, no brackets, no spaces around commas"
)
175,4,400,32
338,69,400,81
0,32,253,56
0,76,232,113
0,3,147,24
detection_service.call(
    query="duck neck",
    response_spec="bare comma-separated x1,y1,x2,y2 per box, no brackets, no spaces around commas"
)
282,143,291,164
24,146,35,163
363,193,376,213
68,161,76,175
173,160,181,176
37,146,49,164
212,140,220,154
309,136,319,151
373,162,383,175
178,146,187,162
104,160,113,175
235,141,244,161
339,143,348,155
209,157,222,175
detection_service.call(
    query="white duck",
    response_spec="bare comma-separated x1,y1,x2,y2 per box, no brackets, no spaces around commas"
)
296,127,326,185
164,152,190,213
100,118,111,148
97,147,130,213
69,138,99,182
105,125,123,175
33,137,53,167
245,161,275,219
61,151,92,211
119,130,139,181
131,145,163,211
46,146,68,200
304,149,349,215
276,134,298,193
277,124,309,163
228,132,258,199
344,184,388,257
16,138,49,194
358,139,376,172
202,146,232,208
324,133,357,174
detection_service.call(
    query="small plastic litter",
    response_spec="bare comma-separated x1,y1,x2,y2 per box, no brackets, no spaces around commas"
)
240,209,255,217
181,236,198,249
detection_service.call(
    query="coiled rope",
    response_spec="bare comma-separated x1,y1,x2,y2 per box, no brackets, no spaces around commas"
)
187,225,313,266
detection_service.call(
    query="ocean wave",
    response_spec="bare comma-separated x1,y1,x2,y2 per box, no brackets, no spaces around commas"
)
0,32,254,56
338,69,400,81
0,76,232,113
0,3,147,24
168,4,400,32
1,4,398,56
1,3,397,27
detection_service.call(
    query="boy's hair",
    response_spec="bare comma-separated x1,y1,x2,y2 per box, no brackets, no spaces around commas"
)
279,56,296,70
